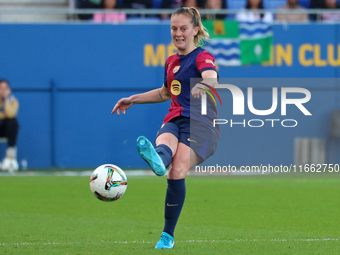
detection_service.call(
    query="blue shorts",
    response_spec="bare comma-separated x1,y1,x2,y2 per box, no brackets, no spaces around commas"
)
156,116,219,163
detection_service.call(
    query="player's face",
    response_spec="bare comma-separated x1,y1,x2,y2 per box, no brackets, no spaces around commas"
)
0,82,10,98
104,0,116,9
171,14,199,55
325,0,336,8
207,0,222,9
287,0,297,6
249,0,261,8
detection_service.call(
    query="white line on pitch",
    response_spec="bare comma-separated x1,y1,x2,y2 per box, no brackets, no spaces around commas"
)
1,238,339,246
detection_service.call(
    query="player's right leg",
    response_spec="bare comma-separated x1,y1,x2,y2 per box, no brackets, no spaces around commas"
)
1,118,19,172
137,136,167,176
5,118,19,148
137,122,178,176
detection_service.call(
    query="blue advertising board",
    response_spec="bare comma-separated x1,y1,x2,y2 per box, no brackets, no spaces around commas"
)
0,23,338,168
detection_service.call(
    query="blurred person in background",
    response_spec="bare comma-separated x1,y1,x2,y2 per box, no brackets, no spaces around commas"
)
0,80,19,172
310,0,326,20
311,0,326,8
322,0,340,21
123,0,152,9
236,0,273,22
160,0,204,19
182,0,199,8
276,0,309,22
160,0,182,19
77,0,103,20
123,0,153,18
93,0,126,22
202,0,227,20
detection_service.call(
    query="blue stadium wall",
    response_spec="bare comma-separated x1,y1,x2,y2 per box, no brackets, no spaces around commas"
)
0,23,339,168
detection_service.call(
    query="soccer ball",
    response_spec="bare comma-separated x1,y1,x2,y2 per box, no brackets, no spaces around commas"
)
89,164,128,202
1,158,19,172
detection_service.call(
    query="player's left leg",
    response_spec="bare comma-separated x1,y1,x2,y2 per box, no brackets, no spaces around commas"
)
1,118,19,171
155,118,219,249
168,142,199,179
5,118,19,148
155,143,199,249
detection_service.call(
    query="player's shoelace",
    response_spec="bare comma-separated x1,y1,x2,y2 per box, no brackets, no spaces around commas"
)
160,234,172,246
155,232,174,249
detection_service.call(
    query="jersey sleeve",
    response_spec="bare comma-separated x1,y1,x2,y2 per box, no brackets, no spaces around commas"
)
196,51,218,73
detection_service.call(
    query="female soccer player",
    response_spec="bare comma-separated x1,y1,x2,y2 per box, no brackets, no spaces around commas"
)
112,7,219,249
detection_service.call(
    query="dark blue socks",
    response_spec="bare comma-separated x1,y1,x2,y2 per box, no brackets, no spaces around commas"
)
155,144,172,168
155,145,185,237
163,178,186,237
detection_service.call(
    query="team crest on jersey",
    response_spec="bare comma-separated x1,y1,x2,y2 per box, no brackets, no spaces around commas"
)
173,66,180,73
170,80,181,96
206,59,215,66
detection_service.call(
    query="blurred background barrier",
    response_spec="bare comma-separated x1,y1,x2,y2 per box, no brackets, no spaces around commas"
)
0,0,338,22
1,9,340,168
295,137,325,166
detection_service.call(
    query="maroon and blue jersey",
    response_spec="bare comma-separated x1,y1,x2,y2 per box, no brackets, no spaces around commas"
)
163,47,218,128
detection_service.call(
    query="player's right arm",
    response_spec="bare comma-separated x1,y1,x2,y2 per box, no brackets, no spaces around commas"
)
111,84,171,115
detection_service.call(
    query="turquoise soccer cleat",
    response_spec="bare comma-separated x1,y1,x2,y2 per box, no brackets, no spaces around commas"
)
155,232,175,249
136,136,166,176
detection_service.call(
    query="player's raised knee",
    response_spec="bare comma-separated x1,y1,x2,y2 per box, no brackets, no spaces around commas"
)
168,164,187,179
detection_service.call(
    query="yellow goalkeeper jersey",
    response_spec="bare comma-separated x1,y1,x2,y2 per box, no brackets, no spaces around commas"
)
0,95,19,119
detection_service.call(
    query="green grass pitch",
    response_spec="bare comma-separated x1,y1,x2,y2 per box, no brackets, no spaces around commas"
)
0,175,339,254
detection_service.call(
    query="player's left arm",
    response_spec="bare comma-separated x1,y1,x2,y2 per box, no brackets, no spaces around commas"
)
191,51,218,98
4,97,19,118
